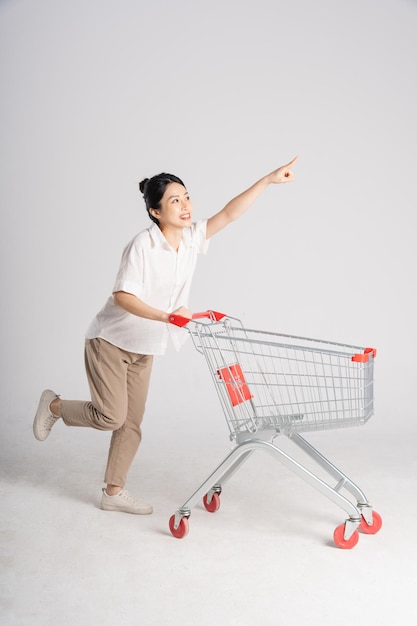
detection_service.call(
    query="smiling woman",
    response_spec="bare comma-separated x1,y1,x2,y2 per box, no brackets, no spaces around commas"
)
143,180,194,249
140,173,190,230
33,156,298,515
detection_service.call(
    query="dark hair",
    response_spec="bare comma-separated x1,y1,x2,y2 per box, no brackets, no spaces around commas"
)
139,173,186,226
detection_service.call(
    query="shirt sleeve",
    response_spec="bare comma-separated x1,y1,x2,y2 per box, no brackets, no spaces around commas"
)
112,235,144,299
192,219,210,254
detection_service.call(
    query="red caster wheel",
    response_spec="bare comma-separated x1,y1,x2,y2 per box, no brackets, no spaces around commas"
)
359,511,382,535
169,515,189,539
203,492,221,513
333,524,359,549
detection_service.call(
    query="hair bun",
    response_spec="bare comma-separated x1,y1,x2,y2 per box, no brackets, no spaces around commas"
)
139,178,149,194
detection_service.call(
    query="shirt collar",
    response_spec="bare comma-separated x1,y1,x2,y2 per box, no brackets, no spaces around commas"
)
148,222,193,250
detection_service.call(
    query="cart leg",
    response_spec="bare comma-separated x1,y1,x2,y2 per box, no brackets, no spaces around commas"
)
288,433,369,506
174,445,255,517
209,449,255,491
287,433,382,540
246,438,362,523
203,449,255,510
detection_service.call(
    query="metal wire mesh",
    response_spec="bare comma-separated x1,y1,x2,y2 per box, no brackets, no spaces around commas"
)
190,320,375,438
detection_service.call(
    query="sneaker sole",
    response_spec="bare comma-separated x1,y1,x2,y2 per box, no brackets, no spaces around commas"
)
100,503,153,515
33,389,56,441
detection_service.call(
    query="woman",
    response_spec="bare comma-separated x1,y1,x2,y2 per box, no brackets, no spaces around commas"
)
33,156,298,514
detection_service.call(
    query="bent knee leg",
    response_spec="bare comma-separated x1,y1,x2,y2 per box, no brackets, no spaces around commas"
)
90,405,125,431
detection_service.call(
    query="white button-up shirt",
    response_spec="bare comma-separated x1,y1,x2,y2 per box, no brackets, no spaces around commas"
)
86,220,210,354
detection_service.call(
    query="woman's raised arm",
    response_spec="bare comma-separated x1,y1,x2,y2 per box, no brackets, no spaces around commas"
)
206,156,299,239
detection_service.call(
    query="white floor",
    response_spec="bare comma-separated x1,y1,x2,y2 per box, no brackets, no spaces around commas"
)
2,405,417,626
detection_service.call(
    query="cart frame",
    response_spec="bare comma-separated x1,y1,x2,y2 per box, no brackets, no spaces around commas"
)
168,311,381,549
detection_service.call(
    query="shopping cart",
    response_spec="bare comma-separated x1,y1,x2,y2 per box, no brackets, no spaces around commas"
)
168,311,382,549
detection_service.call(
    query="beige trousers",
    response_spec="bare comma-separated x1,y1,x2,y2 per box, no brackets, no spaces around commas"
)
60,338,153,487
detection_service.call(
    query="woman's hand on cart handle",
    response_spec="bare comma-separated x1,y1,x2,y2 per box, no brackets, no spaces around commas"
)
169,309,226,327
167,306,193,326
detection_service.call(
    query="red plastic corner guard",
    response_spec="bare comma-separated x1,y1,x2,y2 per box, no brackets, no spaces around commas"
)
352,347,377,363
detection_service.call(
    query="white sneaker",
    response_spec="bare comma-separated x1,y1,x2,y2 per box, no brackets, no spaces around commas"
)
100,488,153,515
33,389,60,441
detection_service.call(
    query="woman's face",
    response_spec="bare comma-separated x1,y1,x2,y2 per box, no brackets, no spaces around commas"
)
152,182,193,230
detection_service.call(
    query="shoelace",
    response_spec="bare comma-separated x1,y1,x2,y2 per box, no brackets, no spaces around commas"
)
118,490,138,503
44,414,59,430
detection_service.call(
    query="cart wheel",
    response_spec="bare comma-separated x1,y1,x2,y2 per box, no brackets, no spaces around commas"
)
203,492,221,513
333,524,359,549
359,511,382,535
169,515,189,539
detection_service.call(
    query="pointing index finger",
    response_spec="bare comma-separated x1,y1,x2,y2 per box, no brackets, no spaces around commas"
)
286,155,299,168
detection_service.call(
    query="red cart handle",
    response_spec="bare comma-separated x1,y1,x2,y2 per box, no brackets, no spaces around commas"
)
168,310,226,327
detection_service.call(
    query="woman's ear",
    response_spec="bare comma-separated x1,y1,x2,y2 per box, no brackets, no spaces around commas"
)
150,208,160,220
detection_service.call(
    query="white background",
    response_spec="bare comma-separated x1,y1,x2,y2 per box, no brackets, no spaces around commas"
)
1,1,417,625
